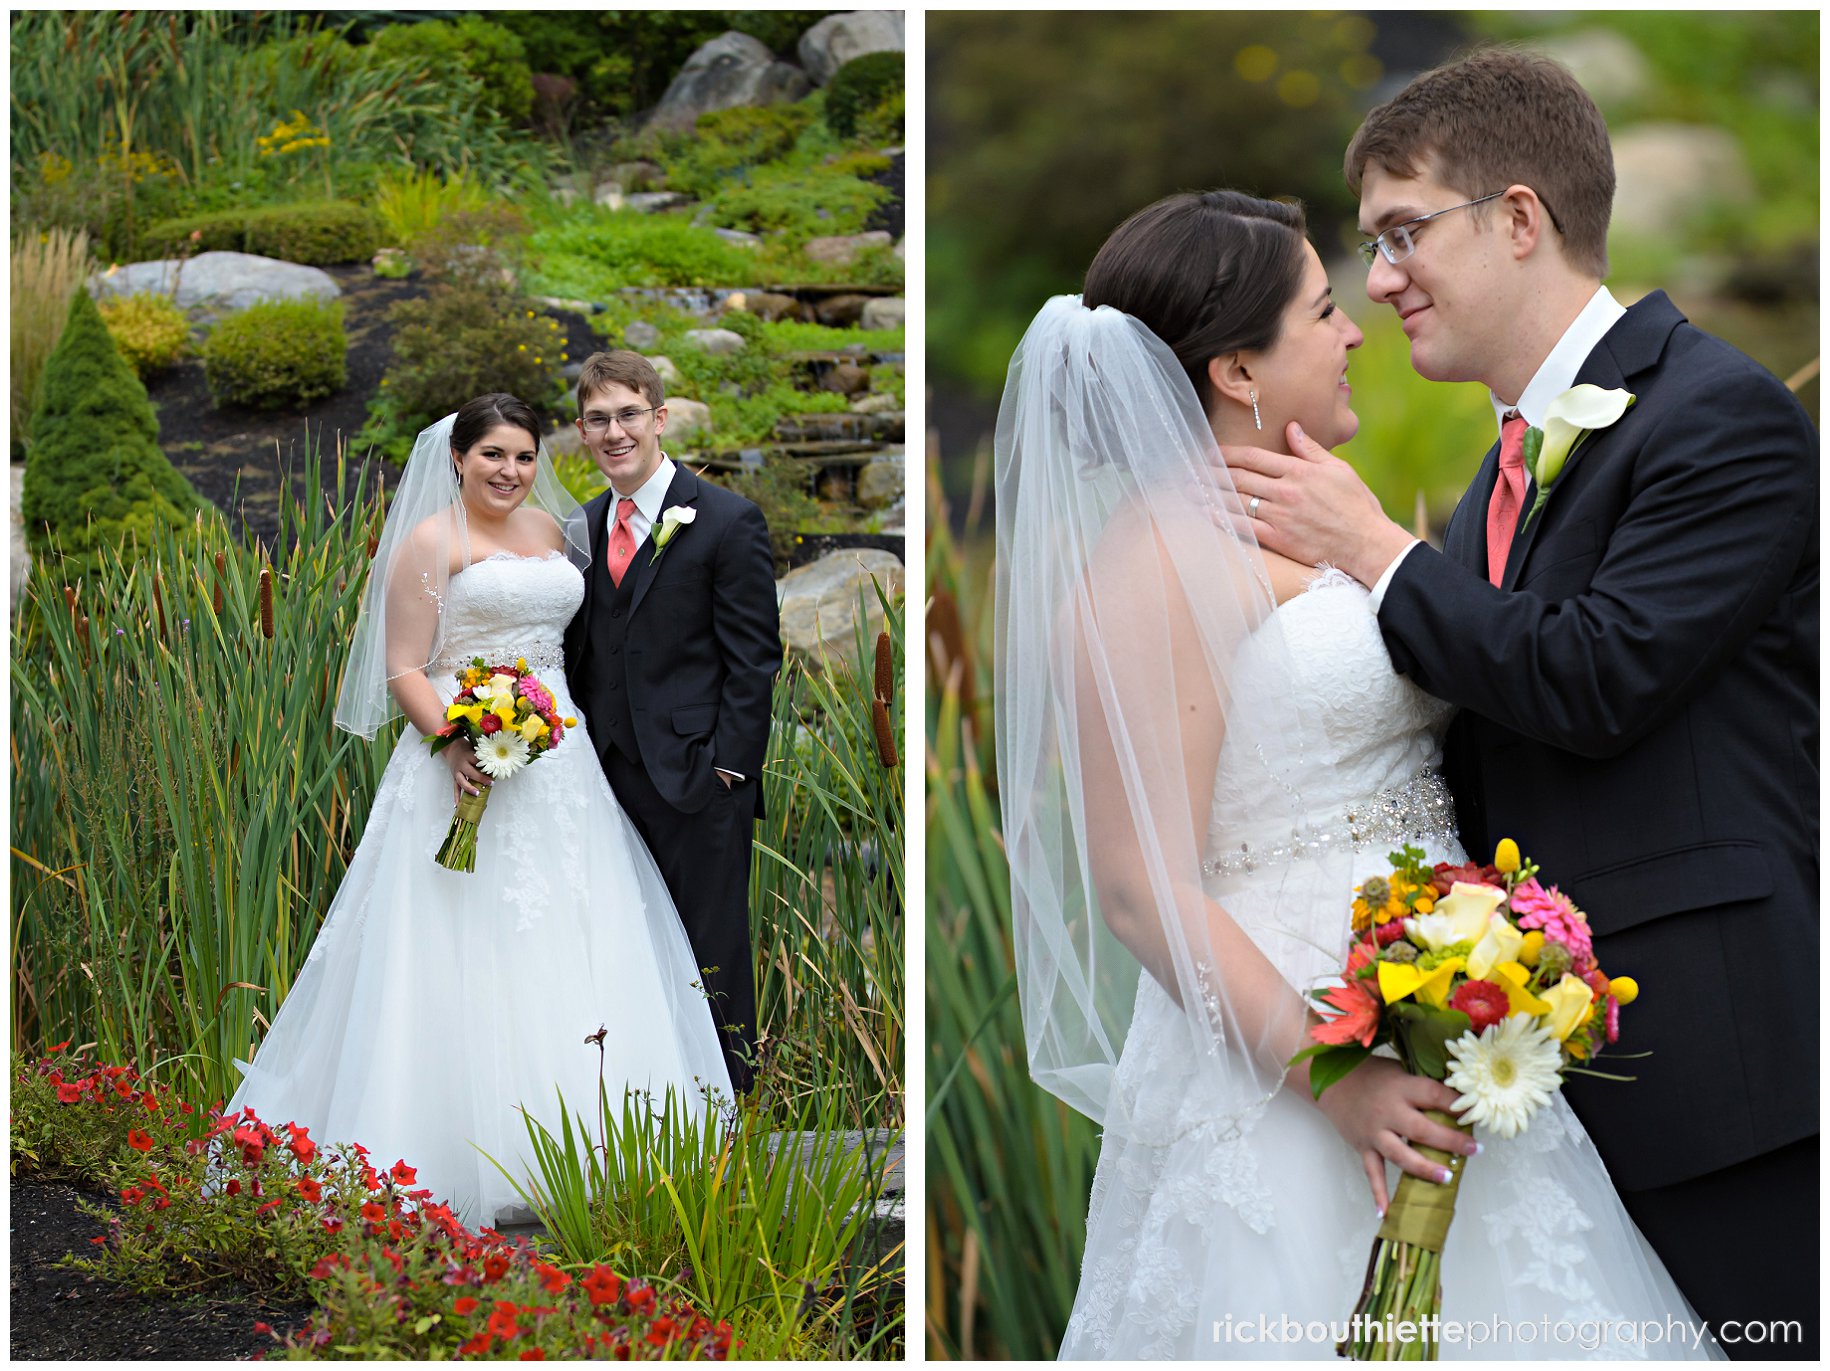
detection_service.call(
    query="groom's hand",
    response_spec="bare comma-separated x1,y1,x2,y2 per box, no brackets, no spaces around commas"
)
1218,422,1415,587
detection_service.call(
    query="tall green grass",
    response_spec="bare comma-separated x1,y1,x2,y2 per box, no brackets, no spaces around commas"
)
753,584,905,1130
924,465,1099,1360
10,227,95,452
10,439,392,1105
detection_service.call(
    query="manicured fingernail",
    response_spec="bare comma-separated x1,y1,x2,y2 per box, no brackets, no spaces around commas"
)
1438,1168,1454,1184
1465,1141,1481,1157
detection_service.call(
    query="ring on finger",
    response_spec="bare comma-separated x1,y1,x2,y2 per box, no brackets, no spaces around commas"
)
1248,495,1262,519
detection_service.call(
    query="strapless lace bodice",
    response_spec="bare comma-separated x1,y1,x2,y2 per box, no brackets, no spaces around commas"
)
430,551,583,679
1208,569,1455,869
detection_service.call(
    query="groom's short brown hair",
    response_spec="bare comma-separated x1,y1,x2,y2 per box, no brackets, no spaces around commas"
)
1344,47,1614,278
576,350,664,411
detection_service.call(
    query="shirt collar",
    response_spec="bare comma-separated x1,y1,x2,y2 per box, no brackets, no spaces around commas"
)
1491,285,1626,433
624,454,677,524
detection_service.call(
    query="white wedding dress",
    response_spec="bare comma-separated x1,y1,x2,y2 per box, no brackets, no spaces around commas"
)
1060,571,1718,1361
228,551,731,1225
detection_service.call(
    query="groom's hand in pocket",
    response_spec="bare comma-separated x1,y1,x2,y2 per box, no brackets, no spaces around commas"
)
1212,421,1413,588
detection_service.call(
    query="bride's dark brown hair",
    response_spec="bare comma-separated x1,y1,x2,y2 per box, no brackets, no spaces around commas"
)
1083,190,1309,413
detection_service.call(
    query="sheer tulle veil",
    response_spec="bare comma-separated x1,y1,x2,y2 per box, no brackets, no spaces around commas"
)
334,412,588,739
993,295,1347,1133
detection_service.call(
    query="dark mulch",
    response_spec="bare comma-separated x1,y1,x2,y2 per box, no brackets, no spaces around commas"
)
143,264,610,549
9,1178,314,1361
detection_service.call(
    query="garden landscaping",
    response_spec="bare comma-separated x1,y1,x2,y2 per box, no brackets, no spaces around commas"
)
12,11,905,1359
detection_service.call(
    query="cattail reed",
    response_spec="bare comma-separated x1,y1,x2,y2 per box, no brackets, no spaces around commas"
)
212,550,225,617
871,697,898,768
63,584,77,626
874,630,894,704
258,566,274,639
366,533,378,560
926,588,975,713
77,614,90,665
151,570,167,640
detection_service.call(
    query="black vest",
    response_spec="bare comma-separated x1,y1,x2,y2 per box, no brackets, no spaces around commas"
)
582,541,639,765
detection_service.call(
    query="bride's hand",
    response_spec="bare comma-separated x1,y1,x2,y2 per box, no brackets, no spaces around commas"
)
443,740,491,803
1308,1055,1476,1216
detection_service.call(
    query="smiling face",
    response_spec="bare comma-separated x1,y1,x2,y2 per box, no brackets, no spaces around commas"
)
578,379,667,495
452,422,540,518
1357,159,1516,388
1244,240,1365,449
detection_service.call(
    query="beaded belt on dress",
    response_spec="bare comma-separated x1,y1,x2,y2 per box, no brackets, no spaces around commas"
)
1201,767,1457,878
429,644,566,677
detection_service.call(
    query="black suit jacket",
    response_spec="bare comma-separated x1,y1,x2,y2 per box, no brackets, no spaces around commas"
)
563,464,781,819
1379,291,1818,1190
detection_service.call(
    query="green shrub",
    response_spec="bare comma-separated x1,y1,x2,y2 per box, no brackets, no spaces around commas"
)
375,286,566,445
365,14,535,124
860,88,905,146
201,297,347,409
21,288,204,571
11,226,94,454
373,167,496,249
705,164,890,243
824,52,904,140
528,211,762,293
709,454,823,575
96,292,190,378
666,103,820,197
142,201,384,265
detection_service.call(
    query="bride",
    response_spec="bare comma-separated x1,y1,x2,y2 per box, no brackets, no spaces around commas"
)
227,393,731,1225
994,192,1717,1360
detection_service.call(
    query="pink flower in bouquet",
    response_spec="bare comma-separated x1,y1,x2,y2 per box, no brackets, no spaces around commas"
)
1375,917,1409,946
1510,878,1594,964
518,677,554,713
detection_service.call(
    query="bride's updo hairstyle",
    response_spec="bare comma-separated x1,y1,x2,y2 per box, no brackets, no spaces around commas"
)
450,392,542,459
1082,190,1308,414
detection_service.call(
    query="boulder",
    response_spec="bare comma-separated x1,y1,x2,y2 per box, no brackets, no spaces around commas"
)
850,392,900,415
735,290,803,323
798,11,906,87
813,293,872,327
1611,123,1754,238
860,297,904,332
606,160,665,192
1531,29,1654,109
713,227,762,249
10,464,29,602
803,232,893,267
777,548,904,663
593,185,627,211
625,191,694,214
684,327,747,356
817,360,870,396
88,251,339,314
856,454,904,510
649,32,811,132
663,396,713,436
648,355,682,387
622,320,662,351
545,424,586,458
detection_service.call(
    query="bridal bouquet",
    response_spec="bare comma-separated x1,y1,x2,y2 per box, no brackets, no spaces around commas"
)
426,658,575,872
1291,841,1640,1360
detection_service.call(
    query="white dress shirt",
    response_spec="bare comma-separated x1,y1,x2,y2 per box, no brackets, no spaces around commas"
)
1368,285,1626,608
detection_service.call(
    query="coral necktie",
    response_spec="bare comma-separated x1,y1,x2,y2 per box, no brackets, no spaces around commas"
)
606,497,637,588
1484,412,1529,588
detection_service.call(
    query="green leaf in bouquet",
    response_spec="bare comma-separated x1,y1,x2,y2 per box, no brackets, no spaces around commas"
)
1293,1043,1372,1100
1388,1001,1471,1080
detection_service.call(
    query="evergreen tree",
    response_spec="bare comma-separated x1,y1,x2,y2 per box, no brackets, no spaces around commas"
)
22,287,203,573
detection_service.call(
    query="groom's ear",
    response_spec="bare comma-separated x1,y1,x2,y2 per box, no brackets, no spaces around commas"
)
652,402,668,437
1207,352,1255,407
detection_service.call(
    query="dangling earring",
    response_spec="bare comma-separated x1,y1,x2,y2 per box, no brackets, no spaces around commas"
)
1250,389,1262,432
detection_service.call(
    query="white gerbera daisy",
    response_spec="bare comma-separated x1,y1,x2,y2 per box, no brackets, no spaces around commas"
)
474,729,531,779
1443,1014,1562,1139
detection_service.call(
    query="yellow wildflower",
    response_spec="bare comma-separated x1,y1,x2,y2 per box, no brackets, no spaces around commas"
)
1608,976,1638,1006
1494,838,1521,873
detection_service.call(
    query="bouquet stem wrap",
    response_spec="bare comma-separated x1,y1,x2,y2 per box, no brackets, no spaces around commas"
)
1339,1109,1473,1361
435,788,490,873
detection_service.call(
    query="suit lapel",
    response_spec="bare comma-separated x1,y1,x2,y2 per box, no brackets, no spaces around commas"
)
627,465,702,621
1497,293,1679,592
578,488,613,626
1447,437,1503,577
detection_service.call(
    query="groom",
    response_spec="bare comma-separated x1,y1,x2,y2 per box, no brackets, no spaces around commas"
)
1226,51,1817,1358
562,350,782,1094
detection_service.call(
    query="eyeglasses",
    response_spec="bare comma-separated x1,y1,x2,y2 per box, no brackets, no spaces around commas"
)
579,406,655,433
1358,191,1506,267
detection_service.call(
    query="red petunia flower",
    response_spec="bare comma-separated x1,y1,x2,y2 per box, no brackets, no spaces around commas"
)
114,1077,135,1098
321,1215,343,1235
47,1039,71,1052
625,1282,655,1315
121,1186,144,1206
458,1334,493,1356
389,1158,418,1185
296,1175,323,1203
483,1253,510,1283
534,1263,571,1293
362,1202,387,1223
255,1198,282,1216
454,1297,480,1316
141,1090,158,1112
55,1083,83,1103
127,1128,154,1152
289,1126,317,1165
310,1254,349,1280
583,1266,623,1306
225,1178,241,1197
518,1352,546,1361
488,1304,522,1341
1448,979,1511,1034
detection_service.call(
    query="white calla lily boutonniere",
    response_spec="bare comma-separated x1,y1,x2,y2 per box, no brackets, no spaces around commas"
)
1520,384,1635,531
649,504,696,563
